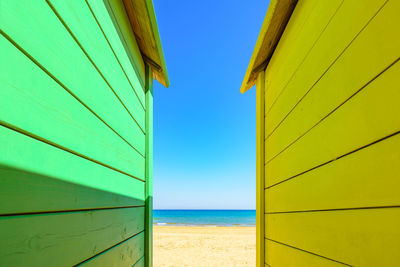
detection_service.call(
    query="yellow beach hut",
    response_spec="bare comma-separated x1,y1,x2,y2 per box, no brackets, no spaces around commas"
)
0,0,168,266
240,0,400,266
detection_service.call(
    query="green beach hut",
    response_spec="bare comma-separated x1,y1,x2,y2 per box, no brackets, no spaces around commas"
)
0,0,168,266
241,0,400,266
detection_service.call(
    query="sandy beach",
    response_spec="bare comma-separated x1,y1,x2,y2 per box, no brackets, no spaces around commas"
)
153,226,256,267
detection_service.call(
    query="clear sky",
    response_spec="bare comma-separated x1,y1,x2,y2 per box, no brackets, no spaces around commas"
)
153,0,270,209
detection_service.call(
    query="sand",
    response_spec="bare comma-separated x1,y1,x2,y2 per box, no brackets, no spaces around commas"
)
153,226,256,267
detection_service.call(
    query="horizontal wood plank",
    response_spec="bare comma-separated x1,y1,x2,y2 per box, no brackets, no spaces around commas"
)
0,0,145,154
0,207,145,266
0,165,144,215
121,0,168,87
265,57,400,187
265,207,400,266
133,256,145,267
89,0,146,88
265,239,344,267
264,0,342,113
265,133,400,213
0,125,145,204
48,0,146,115
0,35,145,180
265,0,386,138
266,0,400,162
78,232,144,267
241,0,297,93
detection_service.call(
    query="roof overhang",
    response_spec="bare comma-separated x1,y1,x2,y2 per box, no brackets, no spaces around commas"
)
240,0,297,93
123,0,169,87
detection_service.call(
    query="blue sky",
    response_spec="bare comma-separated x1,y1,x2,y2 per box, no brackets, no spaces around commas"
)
153,0,270,209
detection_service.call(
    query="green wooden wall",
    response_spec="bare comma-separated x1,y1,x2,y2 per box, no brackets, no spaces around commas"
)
0,0,153,266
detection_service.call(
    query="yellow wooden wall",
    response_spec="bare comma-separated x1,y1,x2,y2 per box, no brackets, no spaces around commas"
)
261,0,400,265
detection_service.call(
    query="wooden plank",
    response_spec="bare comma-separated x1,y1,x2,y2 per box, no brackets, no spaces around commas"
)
86,0,146,94
48,0,146,118
133,256,145,267
265,239,344,267
122,0,158,66
122,0,169,87
265,56,400,187
78,232,145,267
265,207,400,266
265,133,400,213
0,0,145,154
0,35,145,180
144,64,154,267
266,0,400,162
265,0,387,137
240,0,297,93
256,71,266,267
0,207,145,266
0,165,144,215
0,125,145,204
264,0,343,112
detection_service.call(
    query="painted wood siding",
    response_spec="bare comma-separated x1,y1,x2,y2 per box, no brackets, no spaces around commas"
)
0,0,152,266
261,0,400,266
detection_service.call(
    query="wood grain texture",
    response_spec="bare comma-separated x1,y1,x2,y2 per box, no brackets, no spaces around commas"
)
134,256,145,267
49,0,146,116
265,57,400,188
123,0,158,64
266,133,400,213
78,232,145,267
264,0,387,139
265,239,344,267
240,0,297,93
265,207,400,266
0,165,144,215
0,0,161,265
266,0,399,162
0,0,145,154
259,0,400,266
0,125,145,202
0,35,145,180
122,0,169,87
0,207,145,266
256,71,266,267
264,0,343,113
91,0,146,90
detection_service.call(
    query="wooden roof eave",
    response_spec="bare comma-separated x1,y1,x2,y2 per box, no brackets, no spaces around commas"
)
123,0,170,88
240,0,297,93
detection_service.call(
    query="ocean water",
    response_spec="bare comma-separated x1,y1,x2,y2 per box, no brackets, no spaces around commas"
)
153,210,256,227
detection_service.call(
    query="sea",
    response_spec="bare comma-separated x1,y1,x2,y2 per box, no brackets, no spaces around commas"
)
153,210,256,227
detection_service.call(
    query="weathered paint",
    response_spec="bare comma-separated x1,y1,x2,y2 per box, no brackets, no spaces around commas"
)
242,0,400,265
78,232,145,267
0,0,167,266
